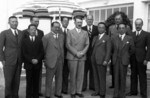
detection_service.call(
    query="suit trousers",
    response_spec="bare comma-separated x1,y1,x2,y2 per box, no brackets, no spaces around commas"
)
38,63,43,94
83,57,94,90
3,61,21,98
26,66,41,98
62,59,69,92
113,60,127,98
45,58,63,97
68,60,85,94
130,56,147,98
93,63,106,95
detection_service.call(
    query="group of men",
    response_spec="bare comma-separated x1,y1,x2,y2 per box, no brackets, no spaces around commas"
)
0,11,149,98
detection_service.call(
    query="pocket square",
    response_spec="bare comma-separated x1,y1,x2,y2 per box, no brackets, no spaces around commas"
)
126,41,129,44
102,40,105,43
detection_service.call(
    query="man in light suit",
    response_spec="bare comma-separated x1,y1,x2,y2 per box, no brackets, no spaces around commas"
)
0,16,24,98
61,16,70,94
22,24,44,98
126,18,150,98
66,16,89,98
82,15,98,92
111,23,135,98
42,21,64,98
23,16,44,96
91,22,111,98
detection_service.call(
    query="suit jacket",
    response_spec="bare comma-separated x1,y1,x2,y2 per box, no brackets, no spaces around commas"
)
131,30,150,62
42,32,64,68
82,25,98,56
111,34,135,65
91,34,111,65
23,29,44,39
66,28,89,60
22,36,44,69
0,29,23,66
108,24,132,37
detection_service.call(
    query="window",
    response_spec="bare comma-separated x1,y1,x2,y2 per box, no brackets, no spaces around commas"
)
101,9,106,22
147,5,150,32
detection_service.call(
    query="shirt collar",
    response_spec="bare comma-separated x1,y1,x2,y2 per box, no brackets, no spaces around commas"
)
75,28,81,33
10,28,18,35
62,27,67,33
87,25,93,31
119,33,126,40
99,33,105,39
136,30,142,35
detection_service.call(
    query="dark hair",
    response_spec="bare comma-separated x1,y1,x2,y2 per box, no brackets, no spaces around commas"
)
28,24,37,30
105,11,132,29
118,22,127,28
51,21,60,27
61,16,69,22
30,16,39,21
98,22,107,28
8,16,17,21
135,18,143,24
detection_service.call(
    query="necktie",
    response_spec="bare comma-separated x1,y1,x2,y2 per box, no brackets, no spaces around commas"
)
64,29,66,34
119,35,122,41
14,30,18,38
137,31,139,36
89,27,92,37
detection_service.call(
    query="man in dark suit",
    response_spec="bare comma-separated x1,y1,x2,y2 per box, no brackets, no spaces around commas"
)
42,21,64,98
126,18,150,98
0,16,24,98
22,24,44,98
23,16,44,96
82,15,98,92
111,23,134,98
91,22,111,98
60,16,70,94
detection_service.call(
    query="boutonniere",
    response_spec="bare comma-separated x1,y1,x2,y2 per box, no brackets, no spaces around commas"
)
126,41,129,44
53,35,57,39
102,40,105,43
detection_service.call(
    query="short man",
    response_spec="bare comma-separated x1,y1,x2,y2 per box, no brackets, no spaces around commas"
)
91,22,111,98
0,16,24,98
111,23,134,98
82,15,98,92
61,16,70,94
127,18,150,98
66,16,89,98
23,16,44,96
42,21,64,98
22,24,44,98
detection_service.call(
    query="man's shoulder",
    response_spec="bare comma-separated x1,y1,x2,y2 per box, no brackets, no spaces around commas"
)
37,29,44,33
1,29,10,34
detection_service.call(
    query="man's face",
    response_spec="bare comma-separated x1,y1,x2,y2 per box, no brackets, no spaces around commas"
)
98,24,106,34
29,26,36,36
52,23,60,33
75,18,83,29
115,14,123,25
61,18,69,28
31,17,39,27
86,16,93,26
118,24,126,35
9,18,18,29
135,19,143,31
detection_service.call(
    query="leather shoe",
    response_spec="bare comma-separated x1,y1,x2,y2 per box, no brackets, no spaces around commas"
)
61,91,68,94
71,94,76,98
126,92,137,96
54,94,63,98
82,88,86,92
109,85,114,88
100,95,105,98
38,93,43,96
89,88,95,91
91,92,100,96
75,93,84,97
45,96,50,98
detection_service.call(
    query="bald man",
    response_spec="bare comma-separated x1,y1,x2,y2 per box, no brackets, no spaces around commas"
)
82,15,98,92
127,18,150,98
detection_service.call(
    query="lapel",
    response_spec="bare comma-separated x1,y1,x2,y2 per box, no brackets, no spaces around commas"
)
122,35,129,48
49,32,59,49
72,28,84,45
8,29,18,44
136,30,144,42
115,35,120,50
94,34,106,47
17,30,23,44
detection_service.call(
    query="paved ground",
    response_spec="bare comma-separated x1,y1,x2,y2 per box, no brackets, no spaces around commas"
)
0,68,150,98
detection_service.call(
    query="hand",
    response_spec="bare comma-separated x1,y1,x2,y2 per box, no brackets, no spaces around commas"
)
32,59,38,64
143,60,148,66
76,52,83,58
103,61,107,66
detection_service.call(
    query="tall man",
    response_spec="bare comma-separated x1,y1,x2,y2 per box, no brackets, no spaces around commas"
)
42,21,64,98
111,23,134,98
82,15,98,92
61,16,70,94
91,22,111,98
23,16,44,96
0,16,24,98
66,16,89,98
22,24,44,98
127,18,150,98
